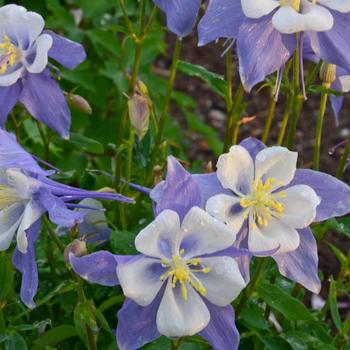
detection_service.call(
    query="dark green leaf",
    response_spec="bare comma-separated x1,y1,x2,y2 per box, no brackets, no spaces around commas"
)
329,277,342,330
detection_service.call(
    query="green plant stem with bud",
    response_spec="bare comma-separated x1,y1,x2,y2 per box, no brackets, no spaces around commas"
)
147,38,183,184
313,87,329,170
336,134,350,178
262,88,277,144
277,95,291,145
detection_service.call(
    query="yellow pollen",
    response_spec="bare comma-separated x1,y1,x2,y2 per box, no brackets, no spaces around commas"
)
280,0,301,11
0,36,19,75
160,249,211,300
0,184,21,210
240,178,285,228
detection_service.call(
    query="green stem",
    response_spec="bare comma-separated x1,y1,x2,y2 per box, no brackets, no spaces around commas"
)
286,35,303,149
116,0,134,36
171,339,181,350
43,215,65,253
336,133,350,178
277,95,291,145
313,86,329,170
147,38,182,183
261,90,277,144
36,121,50,161
229,84,244,146
235,258,266,317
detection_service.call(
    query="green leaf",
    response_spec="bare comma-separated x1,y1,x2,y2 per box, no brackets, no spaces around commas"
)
325,241,348,269
239,303,269,331
257,282,314,321
0,253,14,300
110,230,138,255
60,133,104,154
329,277,342,330
4,332,27,350
282,331,337,350
31,325,77,350
86,29,121,56
178,61,227,97
73,301,98,345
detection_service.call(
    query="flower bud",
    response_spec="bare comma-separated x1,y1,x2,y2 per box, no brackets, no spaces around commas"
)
128,81,150,141
64,239,87,263
67,94,92,115
320,63,336,86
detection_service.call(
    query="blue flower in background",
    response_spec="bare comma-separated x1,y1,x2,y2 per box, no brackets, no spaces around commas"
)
0,130,132,308
198,0,350,92
0,4,86,139
153,0,201,37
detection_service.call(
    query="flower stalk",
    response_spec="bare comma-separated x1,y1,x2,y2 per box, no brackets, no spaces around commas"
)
262,88,277,144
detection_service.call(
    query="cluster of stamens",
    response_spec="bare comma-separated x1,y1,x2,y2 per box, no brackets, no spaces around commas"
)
0,36,18,74
240,178,286,228
160,249,211,300
0,184,21,210
280,0,317,11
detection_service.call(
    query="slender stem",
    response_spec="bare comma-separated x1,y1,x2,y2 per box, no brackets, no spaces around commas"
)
313,86,329,170
235,258,266,317
171,339,181,350
147,38,182,183
261,90,277,144
229,83,244,147
43,215,65,253
277,95,291,145
36,121,50,161
286,35,303,149
116,0,134,36
336,133,350,178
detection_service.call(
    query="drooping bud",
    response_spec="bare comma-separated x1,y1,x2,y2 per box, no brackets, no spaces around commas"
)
64,239,87,263
67,93,92,115
320,62,336,87
128,80,150,141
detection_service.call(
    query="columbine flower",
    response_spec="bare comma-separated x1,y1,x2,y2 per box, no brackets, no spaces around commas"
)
153,0,201,37
151,140,350,294
198,0,350,92
71,206,246,350
0,4,86,138
0,129,132,307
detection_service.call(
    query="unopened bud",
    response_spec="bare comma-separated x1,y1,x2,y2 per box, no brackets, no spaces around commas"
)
320,63,336,87
67,94,92,115
64,239,87,263
128,82,150,141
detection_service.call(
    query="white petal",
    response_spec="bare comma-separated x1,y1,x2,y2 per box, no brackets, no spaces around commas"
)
25,34,52,74
117,257,164,306
5,169,34,199
156,280,210,337
205,194,245,236
0,67,24,87
255,147,297,190
272,3,333,34
195,256,246,306
216,145,254,196
0,203,24,251
278,185,320,229
135,210,181,259
16,200,43,253
339,76,350,93
317,0,350,13
241,0,279,19
248,216,300,254
181,207,235,258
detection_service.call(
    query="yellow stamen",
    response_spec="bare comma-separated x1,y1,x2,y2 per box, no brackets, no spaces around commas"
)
160,250,211,300
0,36,19,75
0,184,21,210
240,177,285,228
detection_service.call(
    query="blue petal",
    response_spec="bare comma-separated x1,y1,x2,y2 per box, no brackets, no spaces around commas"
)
239,137,266,160
273,227,321,294
153,0,201,38
290,169,350,222
198,0,244,46
237,15,296,91
12,220,41,308
199,302,239,350
70,251,120,286
0,82,21,127
19,71,71,139
45,31,86,69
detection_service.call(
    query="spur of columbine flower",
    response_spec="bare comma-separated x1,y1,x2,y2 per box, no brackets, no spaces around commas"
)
0,129,132,308
0,4,86,138
151,140,350,294
198,0,350,92
153,0,201,37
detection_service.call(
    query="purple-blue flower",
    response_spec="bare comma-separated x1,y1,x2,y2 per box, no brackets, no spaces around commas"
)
0,129,131,308
198,0,350,92
0,4,86,138
153,0,201,37
152,138,350,294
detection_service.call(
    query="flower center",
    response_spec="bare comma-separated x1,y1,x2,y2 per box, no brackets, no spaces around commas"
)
0,184,21,210
160,249,211,300
240,178,285,228
0,36,19,75
280,0,317,11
